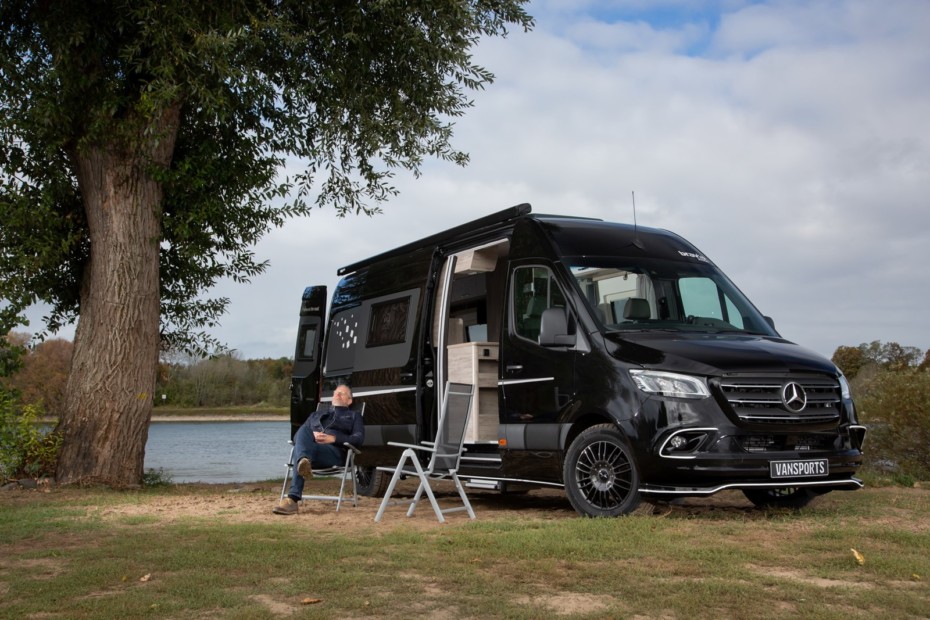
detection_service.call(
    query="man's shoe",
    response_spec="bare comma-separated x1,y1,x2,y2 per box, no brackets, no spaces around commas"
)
297,457,313,479
272,497,298,515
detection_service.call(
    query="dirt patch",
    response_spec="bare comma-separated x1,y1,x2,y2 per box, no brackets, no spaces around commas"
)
516,591,617,616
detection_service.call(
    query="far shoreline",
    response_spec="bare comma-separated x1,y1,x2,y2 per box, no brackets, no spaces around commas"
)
41,408,290,425
152,406,289,423
150,413,288,423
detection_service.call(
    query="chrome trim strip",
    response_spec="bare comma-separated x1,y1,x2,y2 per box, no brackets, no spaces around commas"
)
321,385,417,401
640,477,863,495
436,255,457,414
499,377,555,386
462,475,564,489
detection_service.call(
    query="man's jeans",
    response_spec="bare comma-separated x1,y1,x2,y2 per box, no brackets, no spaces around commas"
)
288,421,345,501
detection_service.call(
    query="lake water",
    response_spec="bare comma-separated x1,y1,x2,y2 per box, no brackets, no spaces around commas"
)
145,421,291,484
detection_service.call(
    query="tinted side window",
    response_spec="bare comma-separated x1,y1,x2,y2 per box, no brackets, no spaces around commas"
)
297,325,318,360
367,296,409,347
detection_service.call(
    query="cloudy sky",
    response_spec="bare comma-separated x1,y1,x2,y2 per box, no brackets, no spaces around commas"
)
215,0,930,362
34,0,930,362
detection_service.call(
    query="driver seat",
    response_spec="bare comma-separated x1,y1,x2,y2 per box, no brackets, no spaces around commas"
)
623,297,651,320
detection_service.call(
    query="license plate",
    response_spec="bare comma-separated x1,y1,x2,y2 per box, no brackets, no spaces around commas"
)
770,458,829,478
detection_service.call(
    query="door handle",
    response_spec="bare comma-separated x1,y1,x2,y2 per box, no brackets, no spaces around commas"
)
506,364,523,373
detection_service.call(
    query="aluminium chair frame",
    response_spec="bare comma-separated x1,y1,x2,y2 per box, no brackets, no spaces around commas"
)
374,382,475,523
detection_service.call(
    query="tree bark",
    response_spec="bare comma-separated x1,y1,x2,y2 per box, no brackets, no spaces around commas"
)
56,106,180,487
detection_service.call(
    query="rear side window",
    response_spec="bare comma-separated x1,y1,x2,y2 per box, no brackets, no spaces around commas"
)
367,297,410,347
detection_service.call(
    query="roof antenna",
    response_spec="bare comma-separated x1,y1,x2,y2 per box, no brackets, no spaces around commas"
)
632,191,645,250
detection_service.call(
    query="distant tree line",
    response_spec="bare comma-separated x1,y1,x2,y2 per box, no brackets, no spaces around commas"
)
832,341,930,482
2,332,291,415
156,353,292,409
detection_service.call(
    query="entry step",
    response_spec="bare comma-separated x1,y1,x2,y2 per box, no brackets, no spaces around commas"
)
465,479,500,490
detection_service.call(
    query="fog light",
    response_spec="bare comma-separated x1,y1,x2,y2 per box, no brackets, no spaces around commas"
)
659,428,717,459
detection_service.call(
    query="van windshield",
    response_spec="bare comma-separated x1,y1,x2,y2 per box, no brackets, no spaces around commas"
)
566,258,778,336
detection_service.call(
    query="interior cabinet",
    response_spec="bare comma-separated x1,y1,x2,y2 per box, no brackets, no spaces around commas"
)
447,342,499,442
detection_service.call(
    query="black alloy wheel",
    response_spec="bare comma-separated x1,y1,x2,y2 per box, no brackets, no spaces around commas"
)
563,423,642,517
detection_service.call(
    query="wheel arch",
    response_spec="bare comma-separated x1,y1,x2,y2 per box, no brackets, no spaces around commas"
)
561,408,633,456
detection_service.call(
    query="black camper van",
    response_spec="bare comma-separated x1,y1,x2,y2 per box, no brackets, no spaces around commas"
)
290,204,866,517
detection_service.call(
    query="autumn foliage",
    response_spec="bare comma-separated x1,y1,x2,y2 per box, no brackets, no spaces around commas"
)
833,341,930,481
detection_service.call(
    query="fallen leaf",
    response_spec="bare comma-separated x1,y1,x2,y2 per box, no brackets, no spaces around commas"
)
139,573,152,582
912,574,921,581
850,548,865,566
301,598,322,605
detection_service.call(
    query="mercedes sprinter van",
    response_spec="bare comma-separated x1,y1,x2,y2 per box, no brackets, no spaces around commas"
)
289,204,866,516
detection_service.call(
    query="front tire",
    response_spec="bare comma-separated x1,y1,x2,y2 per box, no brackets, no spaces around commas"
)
742,487,823,509
563,424,641,517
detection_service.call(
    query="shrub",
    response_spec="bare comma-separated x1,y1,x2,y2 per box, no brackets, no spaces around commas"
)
142,467,174,487
855,368,930,481
0,389,61,482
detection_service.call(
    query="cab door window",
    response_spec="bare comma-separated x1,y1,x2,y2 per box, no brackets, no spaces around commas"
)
512,266,567,342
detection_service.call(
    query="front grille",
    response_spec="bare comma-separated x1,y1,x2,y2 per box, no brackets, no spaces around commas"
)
716,374,841,425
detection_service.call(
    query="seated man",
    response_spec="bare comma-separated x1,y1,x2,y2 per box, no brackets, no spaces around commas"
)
273,384,364,515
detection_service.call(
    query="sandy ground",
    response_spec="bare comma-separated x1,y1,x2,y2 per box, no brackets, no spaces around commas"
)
73,479,770,530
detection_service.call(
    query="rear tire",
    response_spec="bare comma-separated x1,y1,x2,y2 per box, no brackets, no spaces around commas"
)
742,487,823,509
563,424,641,517
355,466,389,497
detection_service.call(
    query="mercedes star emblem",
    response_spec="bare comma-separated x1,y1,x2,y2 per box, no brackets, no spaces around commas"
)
781,381,808,413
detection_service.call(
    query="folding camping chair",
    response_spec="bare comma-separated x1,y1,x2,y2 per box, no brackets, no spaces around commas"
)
374,382,475,523
279,402,365,512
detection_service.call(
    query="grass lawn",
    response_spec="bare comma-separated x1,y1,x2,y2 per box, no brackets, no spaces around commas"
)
1,478,928,619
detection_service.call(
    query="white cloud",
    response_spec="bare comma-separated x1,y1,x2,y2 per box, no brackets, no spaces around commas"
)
31,0,930,362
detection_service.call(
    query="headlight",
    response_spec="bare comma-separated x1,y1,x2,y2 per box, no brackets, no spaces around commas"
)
839,374,851,400
630,370,710,399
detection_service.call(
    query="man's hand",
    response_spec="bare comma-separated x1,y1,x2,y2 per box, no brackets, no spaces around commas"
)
313,431,336,444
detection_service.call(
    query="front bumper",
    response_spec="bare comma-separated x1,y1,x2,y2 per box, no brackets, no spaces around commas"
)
632,408,866,495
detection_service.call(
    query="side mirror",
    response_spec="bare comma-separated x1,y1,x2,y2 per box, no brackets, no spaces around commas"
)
539,307,575,347
764,316,776,330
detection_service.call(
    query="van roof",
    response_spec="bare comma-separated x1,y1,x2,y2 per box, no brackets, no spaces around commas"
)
337,203,703,275
532,216,703,262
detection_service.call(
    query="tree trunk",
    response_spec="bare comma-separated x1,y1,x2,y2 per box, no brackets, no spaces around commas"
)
56,107,180,487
